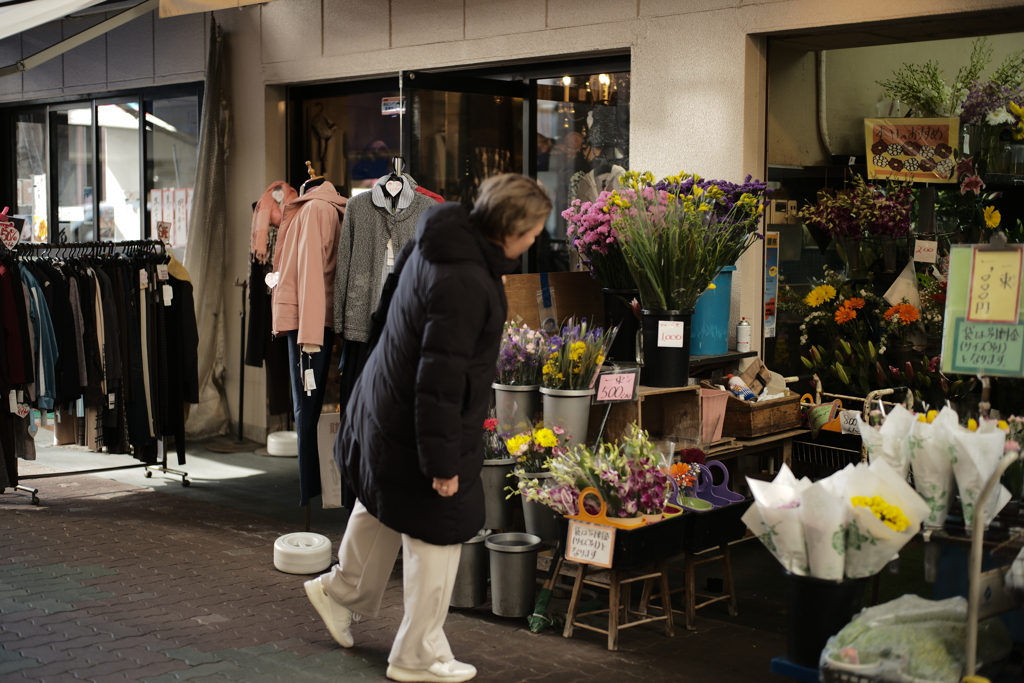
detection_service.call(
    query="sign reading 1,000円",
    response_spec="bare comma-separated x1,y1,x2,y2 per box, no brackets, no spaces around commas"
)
943,244,1024,378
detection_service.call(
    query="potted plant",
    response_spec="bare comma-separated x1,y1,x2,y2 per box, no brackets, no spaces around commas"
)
492,322,547,435
480,417,515,530
614,171,767,387
505,423,570,541
562,193,639,361
539,320,615,445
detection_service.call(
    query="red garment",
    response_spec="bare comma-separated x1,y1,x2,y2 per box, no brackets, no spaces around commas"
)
415,186,445,203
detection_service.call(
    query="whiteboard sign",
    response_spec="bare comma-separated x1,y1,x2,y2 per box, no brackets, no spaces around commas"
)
657,321,685,348
914,239,938,263
566,521,615,568
594,369,640,403
839,410,861,435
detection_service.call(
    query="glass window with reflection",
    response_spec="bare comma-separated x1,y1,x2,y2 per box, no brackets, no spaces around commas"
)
535,72,630,273
14,111,47,243
146,95,199,247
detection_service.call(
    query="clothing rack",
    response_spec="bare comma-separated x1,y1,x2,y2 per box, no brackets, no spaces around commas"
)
2,239,191,507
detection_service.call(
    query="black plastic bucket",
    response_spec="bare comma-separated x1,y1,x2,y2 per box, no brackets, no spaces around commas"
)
640,309,694,388
784,570,869,668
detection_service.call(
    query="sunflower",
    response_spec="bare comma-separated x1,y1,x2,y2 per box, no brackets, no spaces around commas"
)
834,306,857,325
845,297,866,310
984,206,1001,229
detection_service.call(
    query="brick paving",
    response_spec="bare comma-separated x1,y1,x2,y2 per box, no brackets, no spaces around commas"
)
1,461,786,682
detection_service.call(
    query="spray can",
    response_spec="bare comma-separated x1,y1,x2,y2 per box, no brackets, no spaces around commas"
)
736,318,751,353
727,375,757,401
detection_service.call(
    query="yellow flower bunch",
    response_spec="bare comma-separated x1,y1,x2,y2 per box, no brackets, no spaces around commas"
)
541,352,564,384
804,284,837,307
568,341,586,362
533,428,558,449
984,206,1001,229
606,191,632,211
851,495,910,532
1010,102,1024,140
506,433,532,455
737,192,764,214
621,170,655,190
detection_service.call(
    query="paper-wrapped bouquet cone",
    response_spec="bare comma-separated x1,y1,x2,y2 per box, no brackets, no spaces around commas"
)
844,459,930,579
907,408,958,529
943,417,1011,529
858,404,915,479
799,466,852,581
745,464,812,576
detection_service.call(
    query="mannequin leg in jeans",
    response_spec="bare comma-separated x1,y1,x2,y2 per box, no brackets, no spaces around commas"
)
286,329,334,506
314,501,467,678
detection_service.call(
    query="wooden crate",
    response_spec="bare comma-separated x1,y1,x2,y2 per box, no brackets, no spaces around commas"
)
721,390,803,438
587,385,701,444
503,272,604,329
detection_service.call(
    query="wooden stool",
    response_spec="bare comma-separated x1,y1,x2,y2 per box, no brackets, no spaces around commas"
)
562,560,674,651
638,543,738,630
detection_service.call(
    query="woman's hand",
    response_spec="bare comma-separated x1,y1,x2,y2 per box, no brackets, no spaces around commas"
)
432,476,459,498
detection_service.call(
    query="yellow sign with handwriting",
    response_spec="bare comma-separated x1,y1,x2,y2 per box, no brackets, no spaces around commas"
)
968,247,1023,324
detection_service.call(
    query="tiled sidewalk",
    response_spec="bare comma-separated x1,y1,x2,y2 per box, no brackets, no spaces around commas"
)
1,462,785,683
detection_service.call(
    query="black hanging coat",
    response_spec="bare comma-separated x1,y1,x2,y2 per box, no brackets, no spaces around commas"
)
335,203,518,546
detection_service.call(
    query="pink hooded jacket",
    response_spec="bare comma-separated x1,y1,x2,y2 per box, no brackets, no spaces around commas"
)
270,182,347,346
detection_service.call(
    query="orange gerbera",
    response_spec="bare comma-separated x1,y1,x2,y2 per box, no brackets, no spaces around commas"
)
845,297,866,310
835,306,857,324
668,462,697,487
884,303,920,326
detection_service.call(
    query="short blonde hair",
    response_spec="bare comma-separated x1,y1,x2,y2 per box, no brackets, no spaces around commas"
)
471,174,552,242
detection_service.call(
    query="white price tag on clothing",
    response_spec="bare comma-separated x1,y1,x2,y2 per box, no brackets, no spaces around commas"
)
108,393,116,409
162,284,173,306
15,403,29,419
385,180,403,197
657,321,685,348
386,239,394,269
8,390,16,414
139,268,149,288
265,271,279,289
156,264,169,281
304,368,317,394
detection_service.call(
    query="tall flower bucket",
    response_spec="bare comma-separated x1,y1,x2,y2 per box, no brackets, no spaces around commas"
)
540,387,595,446
492,383,540,435
450,529,492,609
481,457,515,530
639,309,693,388
784,570,869,667
602,288,640,362
518,471,562,543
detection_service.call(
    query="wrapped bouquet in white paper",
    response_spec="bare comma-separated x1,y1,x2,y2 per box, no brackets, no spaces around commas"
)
799,473,851,581
944,417,1012,530
858,404,915,478
844,459,930,578
742,464,812,575
906,408,958,529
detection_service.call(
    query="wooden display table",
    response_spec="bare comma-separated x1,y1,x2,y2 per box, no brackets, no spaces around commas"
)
586,384,701,445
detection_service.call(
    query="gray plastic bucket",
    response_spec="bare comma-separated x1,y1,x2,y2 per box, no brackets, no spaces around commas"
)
484,532,542,617
481,458,515,530
450,530,492,609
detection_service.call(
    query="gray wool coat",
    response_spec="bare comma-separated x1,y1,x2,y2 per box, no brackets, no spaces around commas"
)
333,189,436,342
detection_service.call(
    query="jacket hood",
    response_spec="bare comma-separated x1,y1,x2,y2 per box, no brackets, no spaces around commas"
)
289,180,346,210
417,203,519,277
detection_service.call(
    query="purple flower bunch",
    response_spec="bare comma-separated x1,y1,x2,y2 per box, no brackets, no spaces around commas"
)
961,78,1024,126
494,322,548,386
654,174,770,218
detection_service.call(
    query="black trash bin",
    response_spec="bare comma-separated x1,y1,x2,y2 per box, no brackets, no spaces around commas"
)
784,570,869,668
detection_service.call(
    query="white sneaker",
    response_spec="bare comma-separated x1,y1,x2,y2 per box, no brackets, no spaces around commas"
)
303,576,354,647
386,659,477,682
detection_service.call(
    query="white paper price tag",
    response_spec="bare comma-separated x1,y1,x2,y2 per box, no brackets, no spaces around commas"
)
385,180,403,196
15,403,29,418
914,239,938,264
657,321,685,348
139,268,149,288
8,390,17,414
156,264,169,281
108,393,116,410
566,521,615,568
839,410,861,435
162,284,173,306
304,368,317,393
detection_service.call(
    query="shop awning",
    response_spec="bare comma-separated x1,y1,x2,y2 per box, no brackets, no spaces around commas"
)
0,0,110,42
158,0,274,18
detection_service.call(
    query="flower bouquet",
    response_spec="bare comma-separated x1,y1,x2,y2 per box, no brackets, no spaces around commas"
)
482,417,508,461
561,193,637,290
540,320,615,391
514,426,671,522
505,423,568,474
493,322,548,434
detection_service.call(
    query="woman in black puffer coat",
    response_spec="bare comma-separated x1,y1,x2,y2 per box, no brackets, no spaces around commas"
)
304,175,551,683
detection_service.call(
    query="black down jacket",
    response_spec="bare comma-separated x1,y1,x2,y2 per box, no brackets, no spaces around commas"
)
335,202,519,546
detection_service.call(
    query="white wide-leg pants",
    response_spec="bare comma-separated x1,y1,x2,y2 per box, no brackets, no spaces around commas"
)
320,500,462,670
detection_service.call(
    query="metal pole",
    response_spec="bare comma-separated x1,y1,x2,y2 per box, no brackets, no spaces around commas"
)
234,278,247,442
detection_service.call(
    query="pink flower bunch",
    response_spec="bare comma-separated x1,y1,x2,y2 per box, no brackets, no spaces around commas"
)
561,190,633,257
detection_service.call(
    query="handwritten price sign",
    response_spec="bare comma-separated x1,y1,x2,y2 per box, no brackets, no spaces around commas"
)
914,239,938,264
839,410,861,435
968,247,1023,324
594,369,640,404
566,521,615,568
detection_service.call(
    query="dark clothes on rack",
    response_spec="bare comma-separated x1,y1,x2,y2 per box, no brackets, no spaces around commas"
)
246,258,292,416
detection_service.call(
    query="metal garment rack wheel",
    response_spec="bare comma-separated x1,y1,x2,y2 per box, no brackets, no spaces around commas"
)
10,239,191,496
